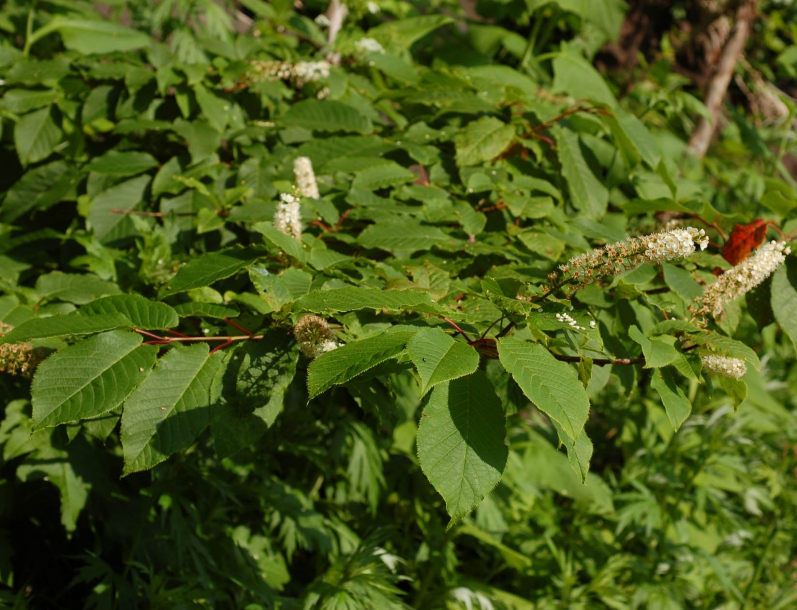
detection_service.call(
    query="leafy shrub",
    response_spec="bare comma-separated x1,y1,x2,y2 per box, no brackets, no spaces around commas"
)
1,0,797,608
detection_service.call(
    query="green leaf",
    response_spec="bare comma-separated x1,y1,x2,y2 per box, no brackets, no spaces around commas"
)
80,294,179,329
280,100,372,133
14,105,62,166
602,109,661,168
556,128,608,218
552,50,617,108
194,84,229,133
772,258,797,351
408,328,479,396
253,223,307,262
35,271,121,305
662,263,703,302
352,163,417,190
416,371,507,526
550,419,593,483
368,14,454,48
32,330,158,429
697,332,761,370
294,287,443,316
88,175,151,243
31,17,152,55
628,325,678,368
173,302,241,319
0,161,80,222
159,247,264,298
86,151,159,176
211,332,299,458
651,368,692,431
121,344,224,474
455,116,515,167
358,221,454,254
307,327,418,399
0,311,131,343
497,337,589,441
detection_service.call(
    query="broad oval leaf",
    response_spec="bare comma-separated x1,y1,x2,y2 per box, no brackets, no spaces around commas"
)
417,371,508,526
32,330,158,429
86,151,158,176
408,328,479,396
497,337,590,441
121,343,224,474
651,368,692,431
454,116,515,167
294,287,443,316
772,258,797,351
14,105,63,166
34,17,152,55
555,127,608,218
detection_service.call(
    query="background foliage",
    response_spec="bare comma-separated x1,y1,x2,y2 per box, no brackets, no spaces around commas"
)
2,0,797,608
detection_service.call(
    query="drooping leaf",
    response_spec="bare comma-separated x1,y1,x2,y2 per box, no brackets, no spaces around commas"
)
408,328,480,396
32,331,158,429
417,371,507,526
352,163,417,190
497,337,590,441
121,343,224,474
651,367,692,431
307,327,418,399
88,175,151,243
556,128,608,218
368,14,454,48
550,419,593,483
35,272,121,305
211,332,299,458
0,161,80,222
159,247,264,297
252,223,306,262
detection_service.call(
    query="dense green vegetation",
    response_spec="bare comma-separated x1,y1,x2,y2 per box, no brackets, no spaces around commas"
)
2,0,797,607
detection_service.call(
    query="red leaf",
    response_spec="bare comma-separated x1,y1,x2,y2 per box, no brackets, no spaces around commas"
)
721,219,770,265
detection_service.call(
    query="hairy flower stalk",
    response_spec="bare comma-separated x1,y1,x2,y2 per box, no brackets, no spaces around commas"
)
701,355,747,379
294,315,339,359
689,240,791,321
0,322,46,378
274,193,302,240
293,157,319,199
558,227,708,291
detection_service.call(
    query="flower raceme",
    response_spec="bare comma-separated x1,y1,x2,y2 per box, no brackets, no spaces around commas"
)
689,240,791,321
294,315,339,359
0,322,46,378
248,60,330,87
293,157,319,199
701,355,747,379
274,193,302,240
558,227,709,291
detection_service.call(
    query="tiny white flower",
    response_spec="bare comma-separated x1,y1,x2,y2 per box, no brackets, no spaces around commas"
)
367,1,380,13
293,156,319,199
274,192,302,240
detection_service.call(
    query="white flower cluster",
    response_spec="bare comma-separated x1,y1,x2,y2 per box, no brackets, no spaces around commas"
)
293,157,319,199
556,312,586,331
249,60,330,88
701,354,747,379
690,240,791,320
641,227,709,264
274,193,302,240
355,37,385,54
558,227,708,291
294,315,339,359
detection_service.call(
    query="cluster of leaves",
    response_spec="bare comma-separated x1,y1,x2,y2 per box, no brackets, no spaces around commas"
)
1,0,797,607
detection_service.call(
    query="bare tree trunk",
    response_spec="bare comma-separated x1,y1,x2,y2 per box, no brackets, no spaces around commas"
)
687,0,758,158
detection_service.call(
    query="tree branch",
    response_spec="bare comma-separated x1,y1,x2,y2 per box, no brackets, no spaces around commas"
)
688,0,759,159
